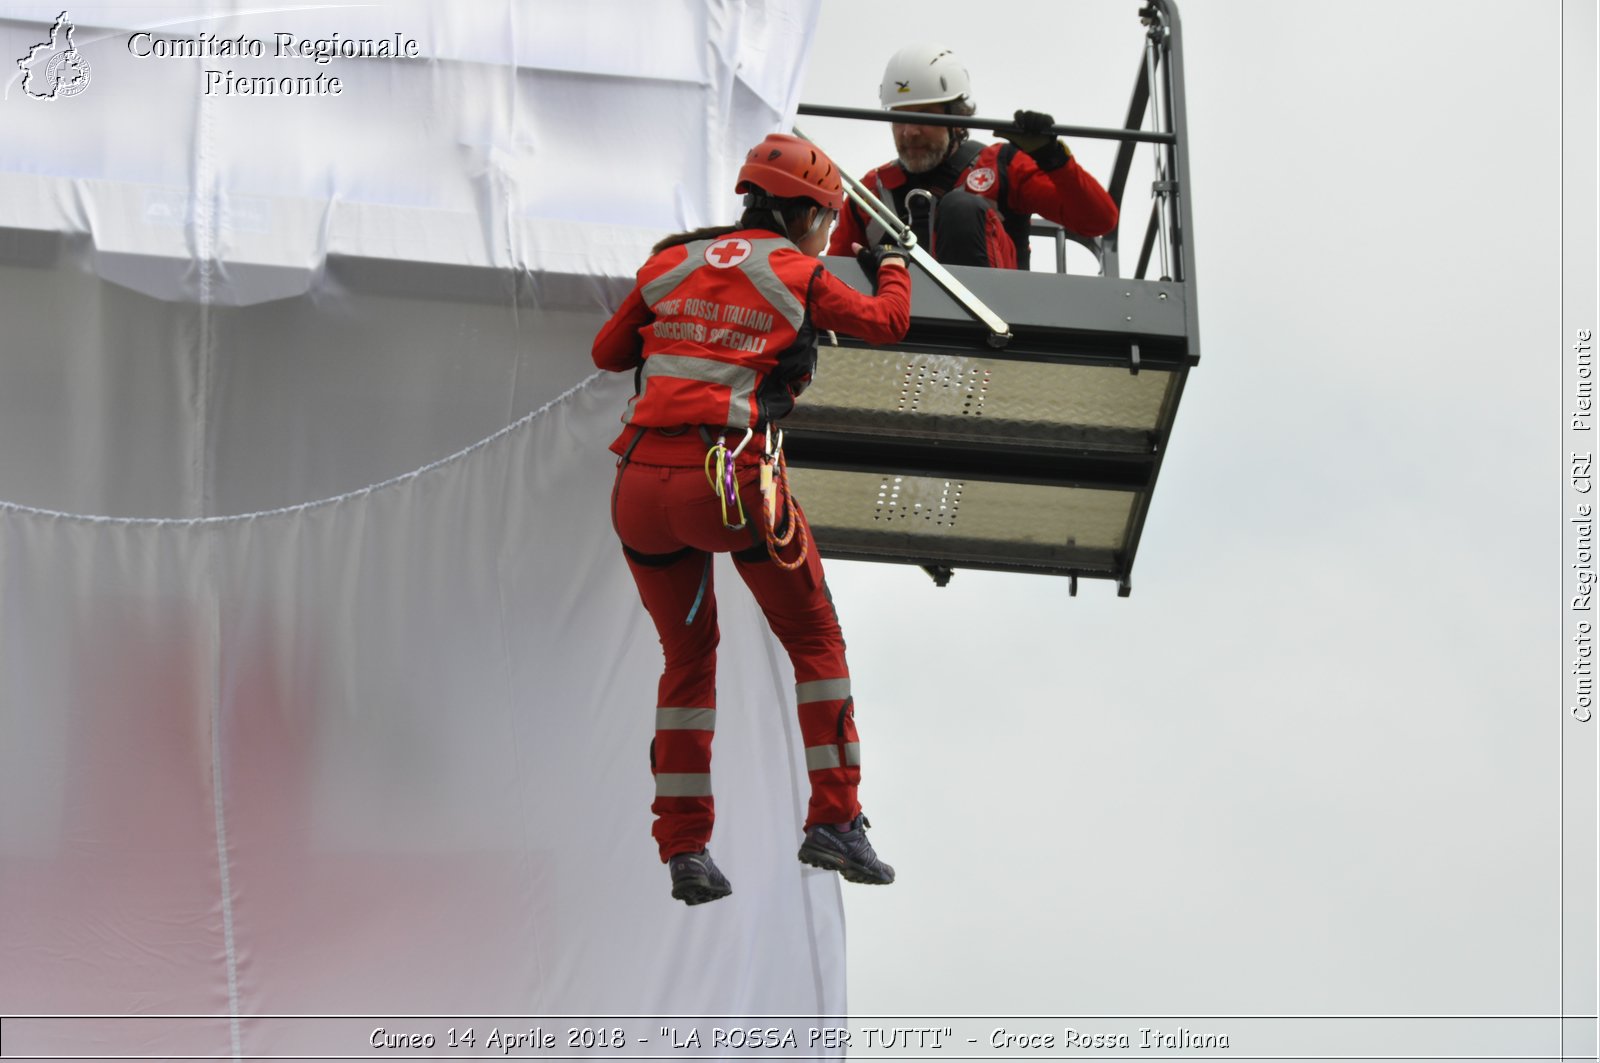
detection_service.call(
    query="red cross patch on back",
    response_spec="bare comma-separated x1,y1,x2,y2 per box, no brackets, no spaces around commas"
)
705,238,753,269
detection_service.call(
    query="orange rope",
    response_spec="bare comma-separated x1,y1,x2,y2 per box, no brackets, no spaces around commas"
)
762,450,808,571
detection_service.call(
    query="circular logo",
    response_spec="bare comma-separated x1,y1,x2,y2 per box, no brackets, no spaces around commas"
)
45,50,91,98
965,167,996,193
704,237,753,269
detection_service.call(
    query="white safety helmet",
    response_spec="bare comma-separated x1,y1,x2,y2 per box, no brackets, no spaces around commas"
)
878,44,972,110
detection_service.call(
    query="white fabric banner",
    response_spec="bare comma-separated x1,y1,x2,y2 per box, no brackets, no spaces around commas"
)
0,377,846,1052
0,1,846,1054
0,0,820,520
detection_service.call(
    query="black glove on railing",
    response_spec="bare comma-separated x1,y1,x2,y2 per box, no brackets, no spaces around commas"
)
1002,109,1070,171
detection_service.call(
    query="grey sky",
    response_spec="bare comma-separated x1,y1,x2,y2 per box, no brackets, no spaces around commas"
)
801,0,1573,1027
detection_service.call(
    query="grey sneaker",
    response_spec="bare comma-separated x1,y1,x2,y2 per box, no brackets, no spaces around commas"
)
668,849,732,905
798,814,895,884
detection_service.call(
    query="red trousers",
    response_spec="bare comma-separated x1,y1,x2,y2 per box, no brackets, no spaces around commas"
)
611,457,861,861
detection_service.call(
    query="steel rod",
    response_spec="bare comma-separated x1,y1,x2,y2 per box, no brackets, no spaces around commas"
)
1143,31,1171,282
797,102,1174,145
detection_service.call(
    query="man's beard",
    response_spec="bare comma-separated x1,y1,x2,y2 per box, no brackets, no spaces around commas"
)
896,140,949,174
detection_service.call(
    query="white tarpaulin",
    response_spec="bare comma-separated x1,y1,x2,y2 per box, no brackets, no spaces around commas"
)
0,2,846,1055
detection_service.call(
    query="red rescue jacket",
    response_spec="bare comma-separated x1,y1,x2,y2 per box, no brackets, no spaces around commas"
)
593,228,911,464
827,140,1118,269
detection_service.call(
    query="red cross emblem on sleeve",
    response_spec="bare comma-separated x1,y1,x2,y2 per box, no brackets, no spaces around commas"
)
965,167,997,193
705,237,753,269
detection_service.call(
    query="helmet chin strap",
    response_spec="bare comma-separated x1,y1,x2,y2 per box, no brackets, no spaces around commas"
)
801,206,830,239
744,192,829,243
774,206,829,244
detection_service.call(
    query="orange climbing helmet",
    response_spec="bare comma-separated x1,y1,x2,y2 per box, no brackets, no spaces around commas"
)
735,133,844,213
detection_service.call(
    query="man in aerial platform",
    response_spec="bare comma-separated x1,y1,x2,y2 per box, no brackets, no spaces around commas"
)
828,44,1119,270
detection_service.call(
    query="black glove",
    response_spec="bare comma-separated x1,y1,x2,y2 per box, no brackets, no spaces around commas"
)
855,243,907,290
1002,109,1070,171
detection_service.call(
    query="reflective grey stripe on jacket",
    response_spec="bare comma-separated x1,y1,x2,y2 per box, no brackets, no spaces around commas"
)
796,678,850,703
805,743,862,771
634,354,756,428
641,239,714,307
655,773,713,798
739,238,806,332
629,237,807,428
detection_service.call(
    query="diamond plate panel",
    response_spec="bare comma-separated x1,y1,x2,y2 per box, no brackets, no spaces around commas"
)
786,346,1174,451
789,467,1134,554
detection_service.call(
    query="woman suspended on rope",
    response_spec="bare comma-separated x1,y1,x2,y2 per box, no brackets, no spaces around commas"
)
593,133,910,905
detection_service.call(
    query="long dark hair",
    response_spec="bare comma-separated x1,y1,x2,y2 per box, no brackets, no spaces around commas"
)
650,190,819,254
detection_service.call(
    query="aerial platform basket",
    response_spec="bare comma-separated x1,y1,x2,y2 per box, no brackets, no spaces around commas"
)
785,0,1197,596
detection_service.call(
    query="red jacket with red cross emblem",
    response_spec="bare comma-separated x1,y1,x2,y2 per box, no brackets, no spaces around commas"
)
593,228,910,464
826,139,1118,269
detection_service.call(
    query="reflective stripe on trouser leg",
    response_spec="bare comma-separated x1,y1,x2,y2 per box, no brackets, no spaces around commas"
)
733,527,861,831
804,742,861,771
653,705,716,860
654,706,716,797
621,546,721,860
798,687,860,831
